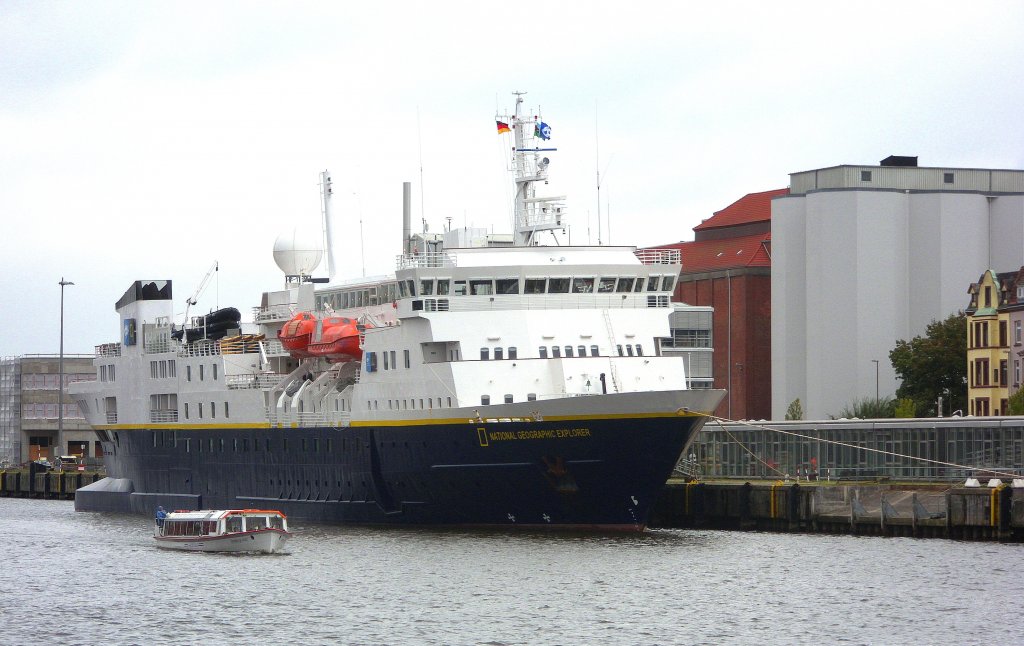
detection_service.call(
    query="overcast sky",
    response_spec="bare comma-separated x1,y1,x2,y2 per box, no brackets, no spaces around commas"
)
3,1,1023,357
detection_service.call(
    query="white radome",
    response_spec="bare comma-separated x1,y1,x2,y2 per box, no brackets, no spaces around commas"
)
273,229,323,276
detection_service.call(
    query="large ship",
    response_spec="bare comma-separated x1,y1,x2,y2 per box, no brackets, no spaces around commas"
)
70,95,724,530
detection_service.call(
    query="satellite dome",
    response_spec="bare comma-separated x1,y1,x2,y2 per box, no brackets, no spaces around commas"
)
273,229,323,276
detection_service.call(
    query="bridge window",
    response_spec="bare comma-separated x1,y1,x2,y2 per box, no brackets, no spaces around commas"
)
572,278,594,293
598,277,615,293
496,279,520,295
525,279,546,294
420,280,434,295
616,278,635,292
470,280,493,295
636,344,643,356
661,277,675,291
454,281,467,296
647,277,660,291
548,278,570,293
437,280,450,295
626,345,634,357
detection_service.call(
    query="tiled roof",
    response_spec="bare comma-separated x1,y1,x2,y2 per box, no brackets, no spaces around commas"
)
655,233,772,273
693,188,788,232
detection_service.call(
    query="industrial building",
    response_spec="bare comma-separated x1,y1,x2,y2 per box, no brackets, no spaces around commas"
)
772,157,1024,420
0,355,97,465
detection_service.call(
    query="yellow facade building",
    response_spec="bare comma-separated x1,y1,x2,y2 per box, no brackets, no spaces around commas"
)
966,270,1012,416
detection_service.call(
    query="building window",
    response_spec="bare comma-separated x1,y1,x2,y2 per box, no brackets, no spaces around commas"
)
1000,321,1007,347
1015,359,1021,387
1000,360,1008,387
943,172,954,184
861,170,872,182
1016,320,1022,345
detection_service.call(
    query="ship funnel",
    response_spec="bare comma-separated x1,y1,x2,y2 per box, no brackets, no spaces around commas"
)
402,182,412,254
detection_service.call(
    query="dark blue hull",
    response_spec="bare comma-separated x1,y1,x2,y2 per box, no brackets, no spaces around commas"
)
77,415,708,529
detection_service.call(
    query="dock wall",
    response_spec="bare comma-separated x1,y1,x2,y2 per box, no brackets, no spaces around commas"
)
651,480,1024,541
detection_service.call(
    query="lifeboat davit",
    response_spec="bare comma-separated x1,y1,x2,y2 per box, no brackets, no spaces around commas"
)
278,312,317,358
307,317,367,363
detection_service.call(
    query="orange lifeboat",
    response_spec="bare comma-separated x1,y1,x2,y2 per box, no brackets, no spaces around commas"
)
278,312,317,358
307,317,367,363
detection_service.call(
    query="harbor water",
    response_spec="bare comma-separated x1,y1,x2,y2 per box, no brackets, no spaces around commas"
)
2,497,1020,645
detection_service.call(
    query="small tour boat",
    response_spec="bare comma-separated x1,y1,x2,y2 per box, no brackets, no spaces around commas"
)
153,509,291,553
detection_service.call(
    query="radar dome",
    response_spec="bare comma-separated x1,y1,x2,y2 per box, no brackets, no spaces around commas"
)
273,229,324,276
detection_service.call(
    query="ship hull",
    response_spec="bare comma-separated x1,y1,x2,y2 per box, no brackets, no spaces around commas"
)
77,409,714,530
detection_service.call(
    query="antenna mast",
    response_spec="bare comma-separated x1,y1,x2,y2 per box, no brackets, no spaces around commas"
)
320,170,336,280
497,91,567,246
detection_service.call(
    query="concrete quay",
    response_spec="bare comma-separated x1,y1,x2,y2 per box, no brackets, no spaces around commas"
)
651,479,1024,541
0,465,103,501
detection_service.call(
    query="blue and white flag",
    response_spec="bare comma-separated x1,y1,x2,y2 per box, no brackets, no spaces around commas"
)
535,121,551,140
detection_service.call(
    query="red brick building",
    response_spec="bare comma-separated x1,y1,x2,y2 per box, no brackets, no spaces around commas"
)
651,188,785,420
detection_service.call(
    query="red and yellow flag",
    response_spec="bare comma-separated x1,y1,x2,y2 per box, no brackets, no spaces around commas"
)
496,121,510,134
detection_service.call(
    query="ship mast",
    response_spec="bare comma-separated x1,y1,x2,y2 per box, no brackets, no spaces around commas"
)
497,92,567,246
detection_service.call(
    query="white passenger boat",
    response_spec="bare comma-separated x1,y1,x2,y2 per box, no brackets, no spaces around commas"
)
154,509,291,553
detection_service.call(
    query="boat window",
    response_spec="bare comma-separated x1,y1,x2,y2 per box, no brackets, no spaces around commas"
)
548,278,570,293
494,347,504,360
481,395,490,405
406,280,416,297
616,278,635,292
211,402,216,419
662,276,676,292
633,279,644,293
504,394,513,403
552,346,561,358
454,281,467,296
496,279,519,295
226,517,242,533
420,280,434,295
524,279,546,294
591,345,599,356
480,348,490,360
627,345,635,356
437,280,450,295
508,347,517,359
578,345,586,356
647,277,660,291
383,352,390,370
212,364,218,380
198,402,203,419
636,344,644,356
539,346,548,359
617,344,624,356
572,278,594,293
404,350,410,368
598,277,616,293
564,346,573,357
225,402,229,418
184,403,189,419
447,397,452,407
150,361,158,378
269,515,284,530
398,282,408,298
199,365,205,381
391,351,398,369
470,280,493,295
527,393,537,401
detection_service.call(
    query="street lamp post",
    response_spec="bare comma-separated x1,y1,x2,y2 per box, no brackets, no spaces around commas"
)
58,278,74,460
871,359,879,401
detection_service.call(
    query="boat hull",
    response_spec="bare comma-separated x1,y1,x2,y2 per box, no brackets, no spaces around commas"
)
78,392,721,530
154,528,290,553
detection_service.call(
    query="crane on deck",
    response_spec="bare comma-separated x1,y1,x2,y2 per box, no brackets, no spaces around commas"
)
182,261,219,327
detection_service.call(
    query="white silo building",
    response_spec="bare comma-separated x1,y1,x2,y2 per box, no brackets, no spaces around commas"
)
771,156,1024,420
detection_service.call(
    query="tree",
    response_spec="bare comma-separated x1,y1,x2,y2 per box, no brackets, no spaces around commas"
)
889,312,967,416
894,398,916,418
785,398,803,421
836,397,896,419
1008,389,1024,415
